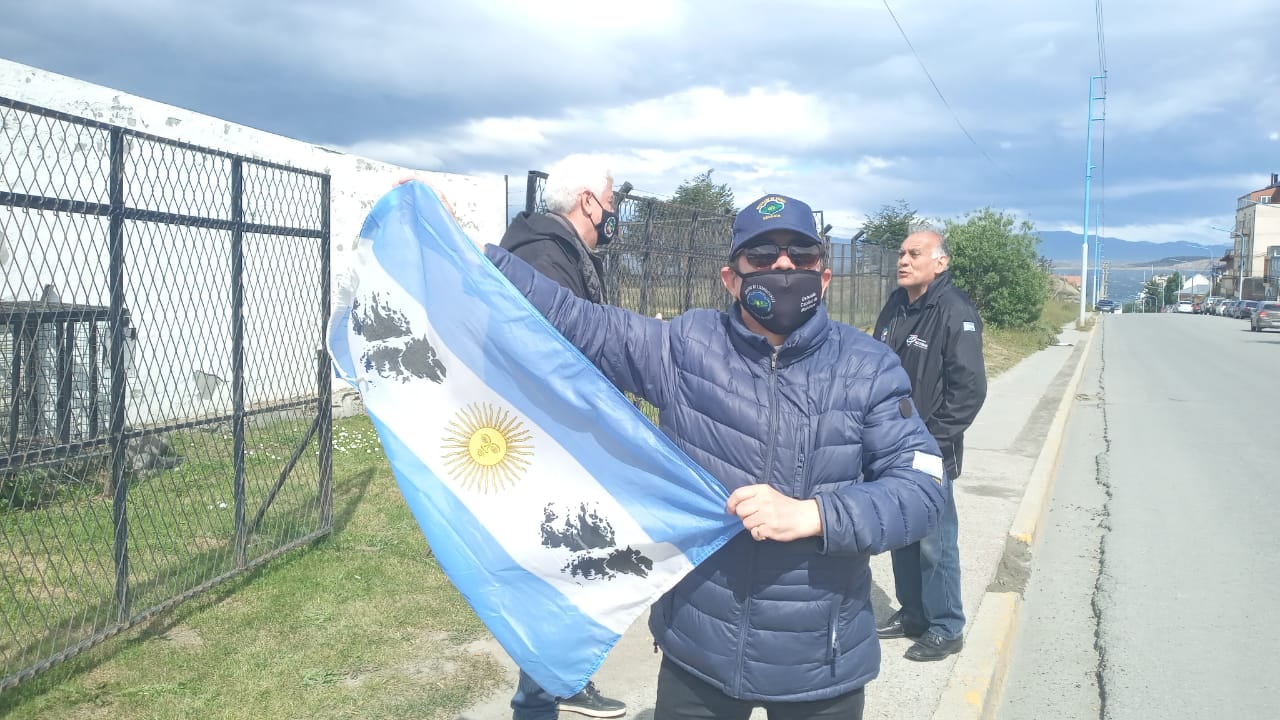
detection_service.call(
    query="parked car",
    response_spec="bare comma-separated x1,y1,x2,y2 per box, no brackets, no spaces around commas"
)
1251,302,1280,332
1094,299,1118,314
1239,300,1260,319
1176,300,1194,313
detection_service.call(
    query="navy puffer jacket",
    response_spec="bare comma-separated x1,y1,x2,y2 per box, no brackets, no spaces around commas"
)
486,247,947,702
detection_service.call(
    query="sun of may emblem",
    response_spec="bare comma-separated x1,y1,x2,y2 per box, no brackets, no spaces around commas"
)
441,403,533,493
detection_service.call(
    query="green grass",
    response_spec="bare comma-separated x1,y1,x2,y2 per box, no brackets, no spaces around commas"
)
982,299,1079,377
1,416,332,658
0,415,502,720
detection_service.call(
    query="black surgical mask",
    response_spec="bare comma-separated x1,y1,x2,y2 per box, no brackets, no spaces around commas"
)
590,195,618,246
735,268,823,335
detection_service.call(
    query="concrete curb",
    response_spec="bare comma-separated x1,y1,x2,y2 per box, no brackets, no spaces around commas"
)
931,323,1099,720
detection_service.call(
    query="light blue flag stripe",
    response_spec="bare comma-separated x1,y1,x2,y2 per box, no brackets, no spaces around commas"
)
359,183,739,556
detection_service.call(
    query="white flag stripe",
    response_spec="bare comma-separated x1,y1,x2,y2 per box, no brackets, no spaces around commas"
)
345,249,693,635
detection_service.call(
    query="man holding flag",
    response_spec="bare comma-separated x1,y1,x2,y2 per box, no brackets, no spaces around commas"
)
481,192,948,719
335,178,745,713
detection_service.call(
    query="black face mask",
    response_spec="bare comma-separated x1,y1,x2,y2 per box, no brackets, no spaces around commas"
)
735,268,823,335
590,195,618,246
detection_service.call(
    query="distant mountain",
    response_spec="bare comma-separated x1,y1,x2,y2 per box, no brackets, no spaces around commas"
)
1034,230,1228,266
1137,256,1217,268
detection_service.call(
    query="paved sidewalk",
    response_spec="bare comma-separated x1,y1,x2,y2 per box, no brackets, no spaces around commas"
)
458,324,1090,720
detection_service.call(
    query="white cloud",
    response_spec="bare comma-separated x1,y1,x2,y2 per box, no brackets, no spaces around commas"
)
590,86,833,150
492,0,684,34
1106,174,1271,200
340,116,563,169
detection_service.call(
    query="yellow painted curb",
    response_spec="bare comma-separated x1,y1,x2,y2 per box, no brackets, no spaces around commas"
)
931,323,1099,720
1007,325,1097,545
932,592,1019,720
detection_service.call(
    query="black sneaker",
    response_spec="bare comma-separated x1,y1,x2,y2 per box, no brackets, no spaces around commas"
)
558,682,627,718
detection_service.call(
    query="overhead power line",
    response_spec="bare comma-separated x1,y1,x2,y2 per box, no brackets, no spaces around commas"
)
1095,0,1108,75
880,0,1011,181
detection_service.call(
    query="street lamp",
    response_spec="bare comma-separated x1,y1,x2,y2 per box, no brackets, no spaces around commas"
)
1078,74,1107,325
1143,274,1165,313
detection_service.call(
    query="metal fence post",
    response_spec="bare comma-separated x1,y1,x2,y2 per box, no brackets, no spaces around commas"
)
681,211,700,313
636,200,657,317
880,244,890,315
853,243,862,328
55,320,73,444
317,175,333,530
107,126,130,622
230,158,248,569
832,243,847,325
846,244,858,326
525,171,547,215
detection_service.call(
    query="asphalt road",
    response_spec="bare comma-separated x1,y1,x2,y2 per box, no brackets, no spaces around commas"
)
997,312,1280,720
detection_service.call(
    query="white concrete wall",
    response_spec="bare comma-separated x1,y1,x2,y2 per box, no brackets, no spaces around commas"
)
0,58,504,429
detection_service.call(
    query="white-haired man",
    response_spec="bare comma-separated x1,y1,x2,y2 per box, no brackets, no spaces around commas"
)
498,156,619,305
500,155,627,720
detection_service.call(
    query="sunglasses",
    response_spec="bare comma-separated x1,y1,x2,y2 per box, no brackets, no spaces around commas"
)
738,241,824,270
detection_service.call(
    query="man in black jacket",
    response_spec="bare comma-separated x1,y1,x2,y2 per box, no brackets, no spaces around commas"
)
500,157,627,720
872,227,987,662
500,160,618,307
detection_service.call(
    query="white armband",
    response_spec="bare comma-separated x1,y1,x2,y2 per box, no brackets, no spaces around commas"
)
912,451,944,483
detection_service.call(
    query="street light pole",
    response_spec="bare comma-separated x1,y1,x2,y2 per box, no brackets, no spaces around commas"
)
1236,231,1246,301
1093,203,1109,307
1078,74,1107,324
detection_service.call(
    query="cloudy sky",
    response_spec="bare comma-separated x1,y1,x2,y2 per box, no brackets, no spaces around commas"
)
3,0,1277,246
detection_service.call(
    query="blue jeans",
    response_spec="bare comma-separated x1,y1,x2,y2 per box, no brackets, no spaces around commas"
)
890,476,964,640
511,670,558,720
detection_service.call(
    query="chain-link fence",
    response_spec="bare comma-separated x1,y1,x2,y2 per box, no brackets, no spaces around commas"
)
523,171,896,326
824,241,899,331
0,97,333,690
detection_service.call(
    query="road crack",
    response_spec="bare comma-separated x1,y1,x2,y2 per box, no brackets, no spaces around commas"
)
1091,324,1113,720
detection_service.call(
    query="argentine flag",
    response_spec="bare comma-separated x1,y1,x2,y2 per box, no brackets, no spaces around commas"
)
326,182,742,698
